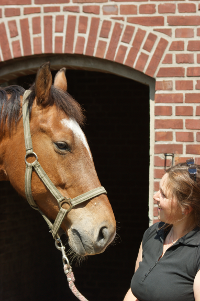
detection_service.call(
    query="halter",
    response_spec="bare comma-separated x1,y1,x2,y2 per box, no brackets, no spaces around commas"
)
22,90,107,239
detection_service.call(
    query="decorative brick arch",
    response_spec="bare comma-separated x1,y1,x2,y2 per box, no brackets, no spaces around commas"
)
0,13,170,79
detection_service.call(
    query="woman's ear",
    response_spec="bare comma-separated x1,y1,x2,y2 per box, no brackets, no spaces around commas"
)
183,205,193,215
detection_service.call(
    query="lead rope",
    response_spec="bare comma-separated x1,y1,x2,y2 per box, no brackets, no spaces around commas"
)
55,238,89,301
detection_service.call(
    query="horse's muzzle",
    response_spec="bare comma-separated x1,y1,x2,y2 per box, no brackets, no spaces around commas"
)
68,223,116,256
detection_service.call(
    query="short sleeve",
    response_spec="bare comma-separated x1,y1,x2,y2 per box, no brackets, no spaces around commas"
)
195,245,200,273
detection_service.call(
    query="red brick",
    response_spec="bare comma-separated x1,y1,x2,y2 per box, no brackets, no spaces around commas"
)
175,156,191,164
0,9,2,18
186,145,200,155
143,33,157,52
113,0,147,2
155,131,173,141
196,106,200,115
106,23,123,60
125,28,146,67
127,16,164,26
135,52,148,72
176,106,193,115
65,15,76,53
154,207,158,217
169,41,184,51
196,132,200,142
111,17,125,21
44,16,52,53
154,169,165,179
5,8,20,17
96,40,107,58
198,54,200,64
154,28,172,37
155,144,183,154
32,17,41,34
154,181,159,191
168,16,200,26
44,6,60,12
155,93,183,103
162,54,172,64
120,5,137,14
158,3,175,13
0,0,30,4
73,0,106,3
55,36,63,53
175,28,194,38
33,36,42,54
155,119,183,129
75,36,85,54
155,106,172,116
176,132,194,142
195,157,200,165
198,28,200,36
24,7,40,14
79,16,88,34
187,41,200,51
157,67,185,77
55,16,64,33
100,20,111,38
8,20,18,38
35,0,68,3
176,53,194,64
154,156,171,167
20,19,31,56
185,93,200,103
83,5,100,14
12,40,21,58
176,81,193,91
155,81,173,91
196,81,200,90
121,25,135,43
63,6,80,12
139,4,156,14
186,119,200,130
103,5,118,14
146,38,168,77
85,17,99,56
178,3,196,13
115,45,127,64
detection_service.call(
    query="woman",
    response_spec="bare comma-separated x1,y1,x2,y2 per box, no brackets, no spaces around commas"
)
124,161,200,301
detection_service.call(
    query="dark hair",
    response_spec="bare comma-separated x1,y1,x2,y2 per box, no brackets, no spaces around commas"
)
166,163,200,227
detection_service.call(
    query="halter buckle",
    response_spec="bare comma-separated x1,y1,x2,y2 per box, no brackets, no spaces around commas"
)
60,198,73,212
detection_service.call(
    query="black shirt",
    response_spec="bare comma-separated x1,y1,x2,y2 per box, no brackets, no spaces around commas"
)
131,222,200,301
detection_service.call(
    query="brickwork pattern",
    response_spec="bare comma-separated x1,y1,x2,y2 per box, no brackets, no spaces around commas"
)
0,0,200,241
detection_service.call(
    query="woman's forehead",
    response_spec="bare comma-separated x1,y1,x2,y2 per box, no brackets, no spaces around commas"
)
160,173,169,189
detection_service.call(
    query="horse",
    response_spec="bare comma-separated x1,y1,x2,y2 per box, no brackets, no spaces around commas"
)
0,62,116,257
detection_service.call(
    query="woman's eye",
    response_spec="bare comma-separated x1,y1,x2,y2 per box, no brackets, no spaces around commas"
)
54,142,71,152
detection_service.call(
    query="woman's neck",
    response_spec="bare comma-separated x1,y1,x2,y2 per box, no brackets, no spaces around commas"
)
171,216,196,241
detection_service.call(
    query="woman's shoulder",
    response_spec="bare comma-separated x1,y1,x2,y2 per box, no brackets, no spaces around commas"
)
142,221,165,246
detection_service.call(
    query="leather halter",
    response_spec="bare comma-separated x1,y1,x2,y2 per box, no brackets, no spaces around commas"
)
22,90,107,239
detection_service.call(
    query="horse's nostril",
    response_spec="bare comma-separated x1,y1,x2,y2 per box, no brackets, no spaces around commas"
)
97,227,108,244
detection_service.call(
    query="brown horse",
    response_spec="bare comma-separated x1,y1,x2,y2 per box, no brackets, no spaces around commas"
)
0,63,116,256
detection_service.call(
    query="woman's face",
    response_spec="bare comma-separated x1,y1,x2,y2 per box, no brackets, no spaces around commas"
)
153,173,183,224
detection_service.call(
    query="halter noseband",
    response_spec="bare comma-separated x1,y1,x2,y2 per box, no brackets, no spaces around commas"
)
22,90,107,239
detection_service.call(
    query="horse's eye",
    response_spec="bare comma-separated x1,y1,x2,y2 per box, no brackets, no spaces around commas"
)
54,142,70,152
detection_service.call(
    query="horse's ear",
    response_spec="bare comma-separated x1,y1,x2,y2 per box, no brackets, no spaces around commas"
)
35,62,52,105
54,68,67,91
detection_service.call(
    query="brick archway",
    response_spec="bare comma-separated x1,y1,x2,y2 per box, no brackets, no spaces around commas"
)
0,14,170,79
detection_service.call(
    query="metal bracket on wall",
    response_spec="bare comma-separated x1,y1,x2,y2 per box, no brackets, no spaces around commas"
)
164,153,174,170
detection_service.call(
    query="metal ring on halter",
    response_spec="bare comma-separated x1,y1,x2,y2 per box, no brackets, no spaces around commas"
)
59,198,73,212
25,152,38,167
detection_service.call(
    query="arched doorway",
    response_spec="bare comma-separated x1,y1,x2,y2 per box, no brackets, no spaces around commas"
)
0,60,151,301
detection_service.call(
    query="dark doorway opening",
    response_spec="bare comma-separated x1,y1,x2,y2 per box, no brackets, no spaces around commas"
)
0,69,149,301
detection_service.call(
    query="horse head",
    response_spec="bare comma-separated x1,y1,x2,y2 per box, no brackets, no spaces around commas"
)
0,63,116,256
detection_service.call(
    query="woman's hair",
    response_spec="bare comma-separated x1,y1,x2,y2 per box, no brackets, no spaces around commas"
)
166,162,200,227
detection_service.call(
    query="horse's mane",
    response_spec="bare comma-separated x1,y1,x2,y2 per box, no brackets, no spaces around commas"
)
0,84,85,132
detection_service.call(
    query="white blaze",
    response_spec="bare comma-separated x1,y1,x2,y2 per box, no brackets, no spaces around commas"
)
61,118,92,159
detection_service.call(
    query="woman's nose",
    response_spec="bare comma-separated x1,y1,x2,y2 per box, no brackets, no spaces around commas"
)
153,190,160,202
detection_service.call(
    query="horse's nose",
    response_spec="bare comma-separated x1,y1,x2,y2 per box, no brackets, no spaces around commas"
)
93,225,115,254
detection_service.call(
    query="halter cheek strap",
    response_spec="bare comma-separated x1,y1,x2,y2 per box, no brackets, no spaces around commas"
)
22,90,107,239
